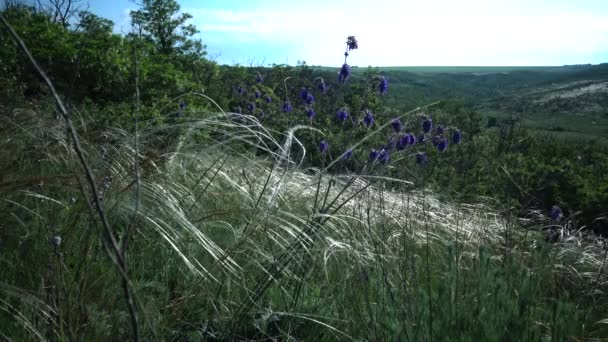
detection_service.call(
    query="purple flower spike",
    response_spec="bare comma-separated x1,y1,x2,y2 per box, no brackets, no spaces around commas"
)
300,87,309,101
319,139,328,153
264,94,272,103
422,118,433,133
436,125,444,135
416,152,427,164
396,135,408,150
306,108,316,119
346,35,358,51
247,102,256,112
255,73,264,84
437,139,448,152
369,149,379,161
337,108,349,122
453,130,462,144
378,76,388,95
550,206,562,221
306,93,315,105
282,100,293,113
339,64,351,83
179,101,186,110
391,118,402,133
236,85,244,95
363,110,374,127
417,134,425,144
408,133,417,145
254,90,261,99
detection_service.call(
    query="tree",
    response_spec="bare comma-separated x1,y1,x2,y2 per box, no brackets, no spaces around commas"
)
130,0,205,58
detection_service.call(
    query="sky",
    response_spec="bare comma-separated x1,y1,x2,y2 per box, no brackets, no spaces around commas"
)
90,0,608,67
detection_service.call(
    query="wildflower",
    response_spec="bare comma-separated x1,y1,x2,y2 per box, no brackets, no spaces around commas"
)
336,108,349,122
378,149,389,164
437,139,448,152
247,102,256,112
319,139,328,153
369,149,379,161
236,85,244,95
343,149,353,159
550,206,562,221
264,94,272,103
416,152,427,164
363,110,374,127
417,134,425,144
282,100,293,113
436,125,444,135
396,135,408,150
339,64,351,83
346,35,358,51
378,76,388,95
179,100,186,110
422,117,432,133
254,90,261,99
234,106,242,114
407,133,417,145
258,109,265,119
255,72,264,84
391,118,402,133
306,93,315,105
432,136,441,146
452,130,462,144
306,107,316,119
300,87,309,101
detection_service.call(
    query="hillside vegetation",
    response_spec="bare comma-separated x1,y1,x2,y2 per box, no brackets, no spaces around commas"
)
1,1,607,340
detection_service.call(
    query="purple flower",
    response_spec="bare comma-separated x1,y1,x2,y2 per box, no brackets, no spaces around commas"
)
346,35,358,51
417,134,425,144
378,76,388,95
306,108,316,119
319,139,328,153
254,90,261,99
436,125,444,135
258,110,265,119
363,110,374,127
396,135,408,150
236,85,244,95
369,149,379,161
264,94,272,103
255,73,264,84
378,149,389,164
300,87,309,101
247,102,256,112
306,93,315,105
339,64,351,83
416,152,427,164
407,133,417,145
437,139,448,152
343,149,353,159
337,108,349,122
550,206,562,221
422,118,432,133
391,118,402,133
179,101,186,110
452,130,462,144
282,100,293,113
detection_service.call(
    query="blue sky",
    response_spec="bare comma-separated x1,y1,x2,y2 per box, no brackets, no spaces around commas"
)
90,0,608,66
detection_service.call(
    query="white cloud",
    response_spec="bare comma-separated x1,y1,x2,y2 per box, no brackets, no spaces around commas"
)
185,1,608,65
